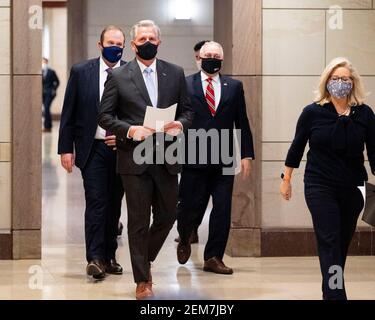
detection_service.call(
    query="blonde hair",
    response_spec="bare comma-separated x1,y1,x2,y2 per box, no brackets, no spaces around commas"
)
315,57,366,106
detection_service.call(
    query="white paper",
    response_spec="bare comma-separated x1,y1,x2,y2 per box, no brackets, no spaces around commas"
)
143,103,177,131
358,184,366,217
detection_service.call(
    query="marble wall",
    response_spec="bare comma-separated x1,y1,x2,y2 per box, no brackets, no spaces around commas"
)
0,0,11,234
262,0,375,229
84,0,214,75
43,7,67,116
0,0,43,259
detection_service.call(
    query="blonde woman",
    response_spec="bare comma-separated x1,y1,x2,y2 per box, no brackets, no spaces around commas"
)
280,57,375,300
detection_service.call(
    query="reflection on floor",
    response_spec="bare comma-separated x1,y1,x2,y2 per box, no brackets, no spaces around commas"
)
0,121,374,300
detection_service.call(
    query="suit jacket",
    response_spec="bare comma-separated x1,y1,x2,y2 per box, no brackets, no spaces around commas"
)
58,57,126,169
184,72,255,169
98,58,194,175
43,68,60,97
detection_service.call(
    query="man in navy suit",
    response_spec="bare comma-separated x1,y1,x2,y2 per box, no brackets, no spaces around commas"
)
42,57,60,132
176,41,255,274
58,26,125,279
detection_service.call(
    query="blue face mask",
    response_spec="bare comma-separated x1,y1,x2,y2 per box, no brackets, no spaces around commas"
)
327,80,353,99
102,45,123,63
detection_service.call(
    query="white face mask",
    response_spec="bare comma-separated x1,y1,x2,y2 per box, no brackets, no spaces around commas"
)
42,63,47,70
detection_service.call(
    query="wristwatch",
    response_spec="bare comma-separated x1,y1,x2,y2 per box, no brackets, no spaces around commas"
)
281,173,291,182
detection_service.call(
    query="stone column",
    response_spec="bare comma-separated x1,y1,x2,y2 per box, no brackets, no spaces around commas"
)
12,0,43,259
0,0,12,259
67,0,87,69
214,0,262,256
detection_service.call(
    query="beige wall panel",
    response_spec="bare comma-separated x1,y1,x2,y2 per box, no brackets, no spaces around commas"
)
0,76,11,142
263,10,325,76
0,162,11,230
263,142,308,161
0,1,10,7
263,0,372,9
0,143,11,162
263,76,319,141
262,162,313,228
363,77,375,108
0,8,10,74
326,11,375,76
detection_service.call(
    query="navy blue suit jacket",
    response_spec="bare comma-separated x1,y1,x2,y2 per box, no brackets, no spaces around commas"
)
184,72,255,169
58,58,126,169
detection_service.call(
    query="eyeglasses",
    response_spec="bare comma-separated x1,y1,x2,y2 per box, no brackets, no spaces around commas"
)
330,76,353,82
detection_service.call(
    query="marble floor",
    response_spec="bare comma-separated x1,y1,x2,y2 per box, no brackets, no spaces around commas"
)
1,122,375,300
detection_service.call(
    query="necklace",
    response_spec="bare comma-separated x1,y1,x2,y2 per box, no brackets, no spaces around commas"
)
338,107,350,116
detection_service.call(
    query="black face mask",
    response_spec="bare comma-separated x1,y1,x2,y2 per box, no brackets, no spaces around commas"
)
135,41,158,60
201,58,222,74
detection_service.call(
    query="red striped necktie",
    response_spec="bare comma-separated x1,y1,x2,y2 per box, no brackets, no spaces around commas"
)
205,78,216,116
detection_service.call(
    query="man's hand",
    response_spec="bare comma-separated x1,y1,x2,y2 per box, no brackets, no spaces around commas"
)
128,126,155,141
61,153,75,173
105,135,117,150
163,121,183,136
241,159,252,179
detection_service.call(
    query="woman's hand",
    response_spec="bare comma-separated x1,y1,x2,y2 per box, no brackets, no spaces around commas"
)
280,180,292,201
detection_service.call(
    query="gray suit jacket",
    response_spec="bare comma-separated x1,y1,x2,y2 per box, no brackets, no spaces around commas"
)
98,58,194,175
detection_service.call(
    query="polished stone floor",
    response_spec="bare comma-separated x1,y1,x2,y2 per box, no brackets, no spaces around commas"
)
1,122,375,300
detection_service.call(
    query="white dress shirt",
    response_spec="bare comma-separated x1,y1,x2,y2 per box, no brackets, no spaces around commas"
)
126,59,158,139
127,58,183,139
201,71,252,161
94,57,121,140
137,58,158,100
201,71,221,109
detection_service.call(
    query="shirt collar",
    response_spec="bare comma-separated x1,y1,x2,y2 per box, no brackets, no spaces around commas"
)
137,58,157,74
100,56,121,73
200,71,220,83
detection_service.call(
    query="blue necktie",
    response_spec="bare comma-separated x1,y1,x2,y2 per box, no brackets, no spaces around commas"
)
143,67,157,107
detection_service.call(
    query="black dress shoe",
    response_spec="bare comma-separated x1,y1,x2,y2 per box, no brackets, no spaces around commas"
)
177,242,191,264
105,259,123,275
86,260,106,279
174,230,199,244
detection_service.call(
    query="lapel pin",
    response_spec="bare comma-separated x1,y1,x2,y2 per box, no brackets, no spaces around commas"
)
162,73,167,76
224,83,228,86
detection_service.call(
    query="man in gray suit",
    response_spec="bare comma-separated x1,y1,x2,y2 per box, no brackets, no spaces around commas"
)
98,20,193,300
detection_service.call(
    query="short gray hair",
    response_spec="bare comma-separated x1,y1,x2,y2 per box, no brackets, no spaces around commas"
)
130,20,161,40
200,41,224,58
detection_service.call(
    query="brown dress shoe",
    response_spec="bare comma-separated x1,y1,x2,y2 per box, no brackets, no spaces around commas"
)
136,282,154,300
203,257,233,275
177,242,191,264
